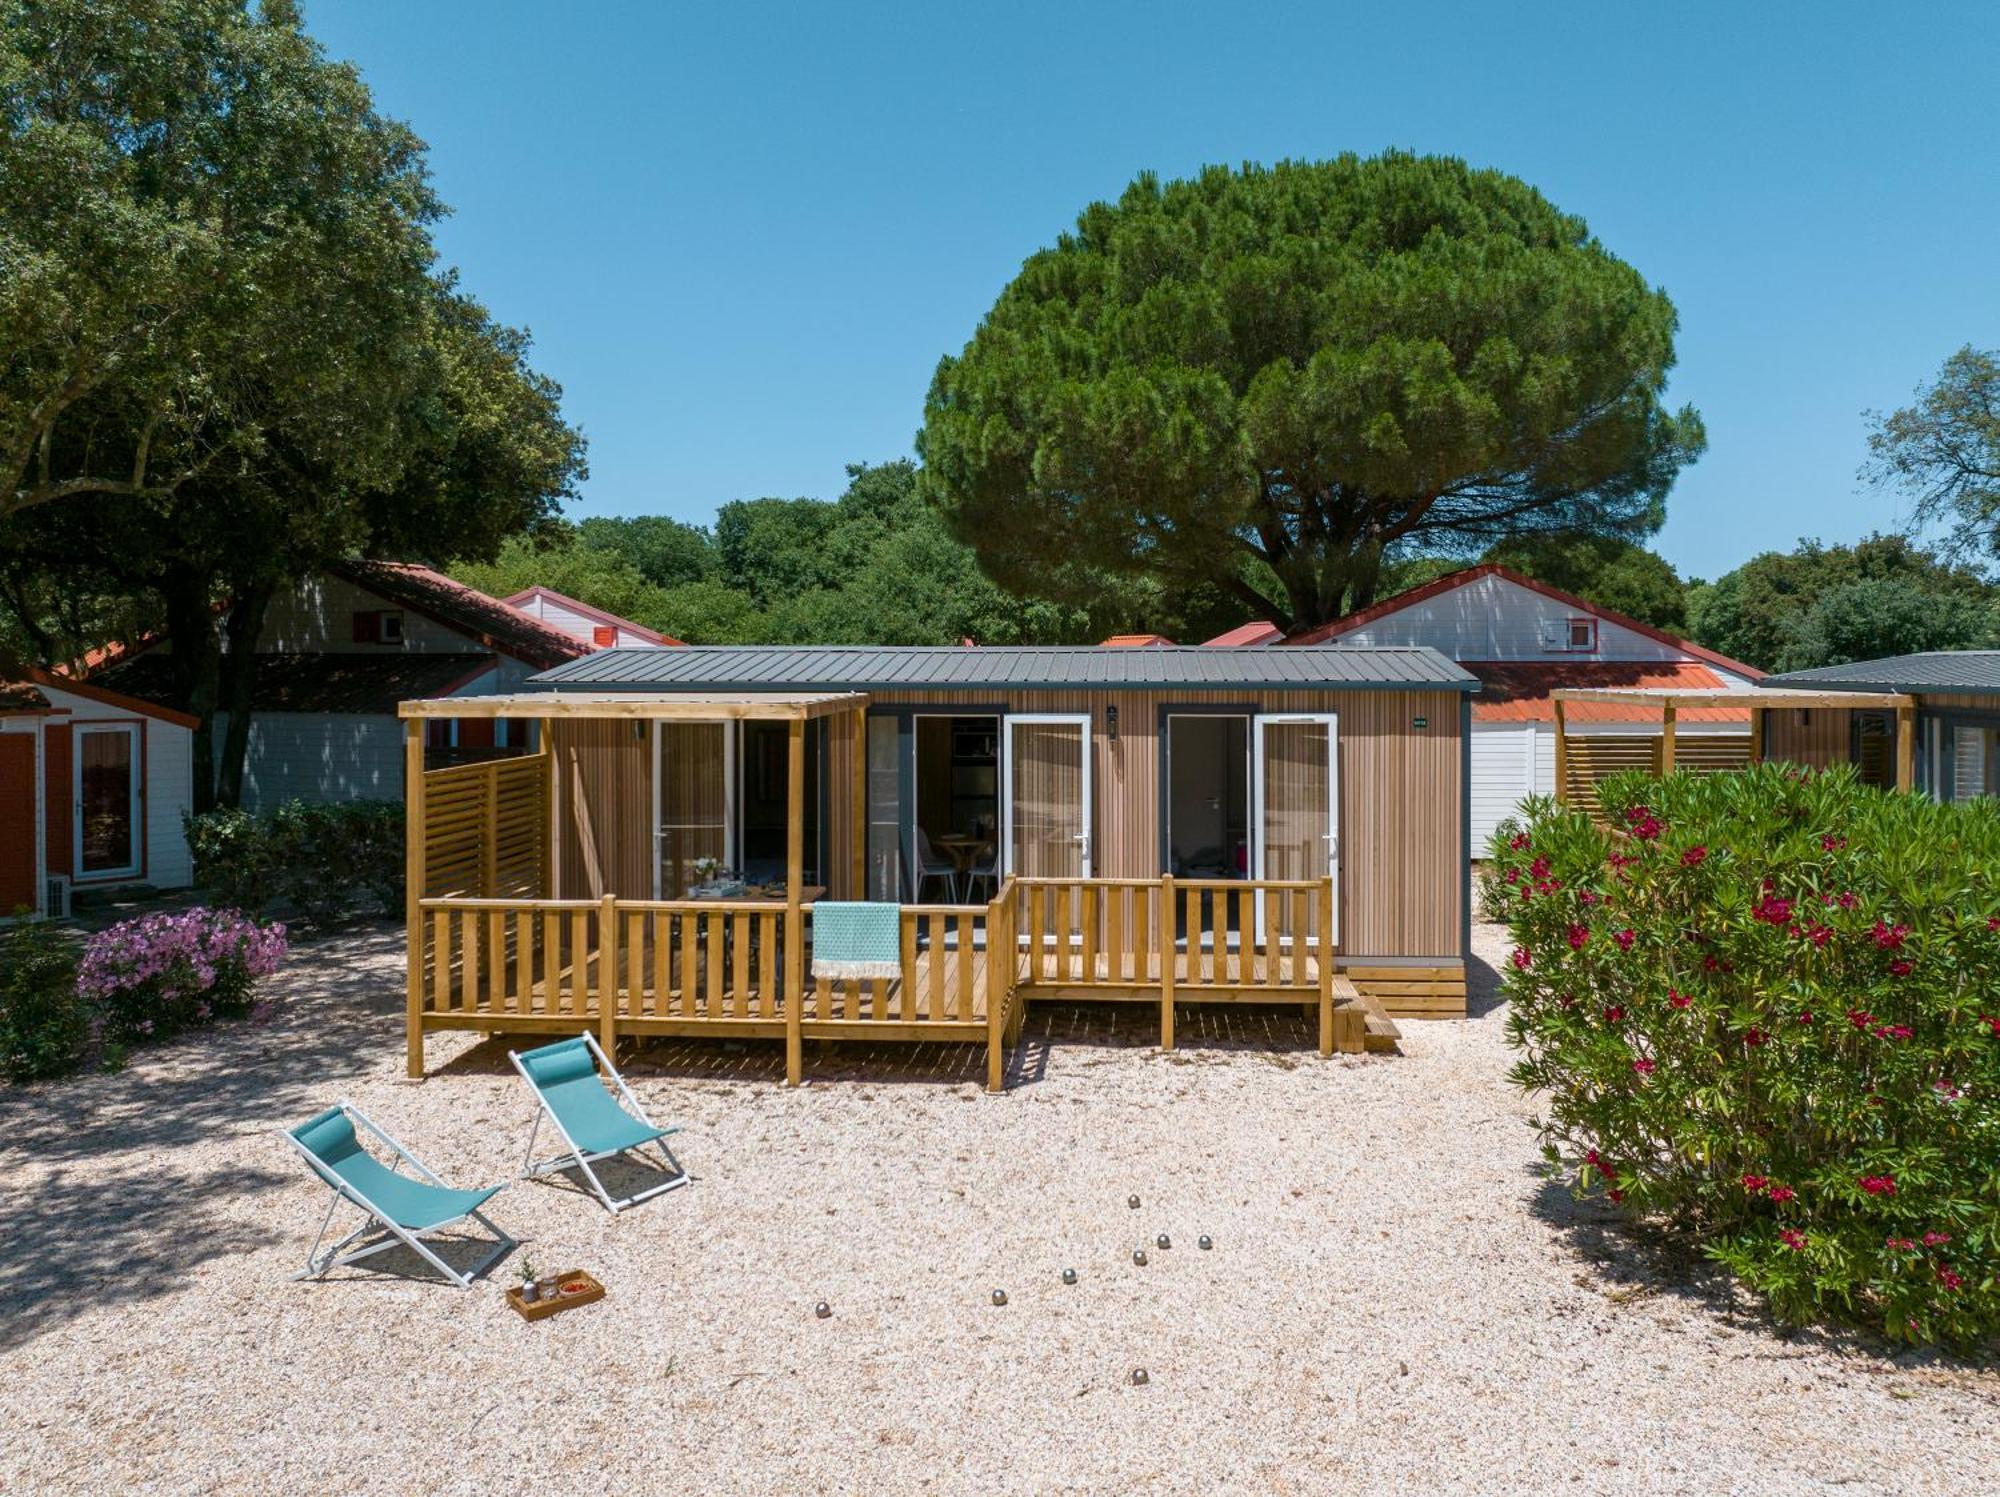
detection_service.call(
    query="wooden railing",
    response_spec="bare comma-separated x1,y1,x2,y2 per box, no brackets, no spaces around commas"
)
410,882,1027,1089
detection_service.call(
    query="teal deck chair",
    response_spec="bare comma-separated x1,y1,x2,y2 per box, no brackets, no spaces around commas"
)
510,1034,688,1214
285,1101,514,1289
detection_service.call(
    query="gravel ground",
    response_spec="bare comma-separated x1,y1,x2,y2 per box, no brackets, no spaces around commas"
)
1,921,1992,1496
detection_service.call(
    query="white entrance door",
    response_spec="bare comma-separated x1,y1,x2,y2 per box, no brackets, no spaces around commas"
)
1252,714,1338,942
1002,714,1092,879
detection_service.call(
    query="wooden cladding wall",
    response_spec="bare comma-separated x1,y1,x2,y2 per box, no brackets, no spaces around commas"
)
852,688,1466,961
1562,736,1659,809
421,755,547,898
550,720,650,899
1761,707,1853,770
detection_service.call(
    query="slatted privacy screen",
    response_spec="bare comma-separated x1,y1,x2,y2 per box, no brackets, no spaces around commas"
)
422,755,548,898
1673,735,1753,773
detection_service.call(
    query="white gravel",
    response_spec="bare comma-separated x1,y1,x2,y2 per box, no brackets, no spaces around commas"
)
0,921,1992,1496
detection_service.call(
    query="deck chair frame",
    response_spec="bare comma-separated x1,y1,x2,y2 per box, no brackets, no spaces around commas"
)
284,1099,515,1290
510,1032,688,1214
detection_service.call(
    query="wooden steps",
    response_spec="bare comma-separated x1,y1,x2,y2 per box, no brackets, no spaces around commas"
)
1332,976,1402,1053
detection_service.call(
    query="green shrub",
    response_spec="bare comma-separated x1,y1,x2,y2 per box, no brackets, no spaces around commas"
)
0,917,89,1082
185,799,404,924
1486,764,1999,1348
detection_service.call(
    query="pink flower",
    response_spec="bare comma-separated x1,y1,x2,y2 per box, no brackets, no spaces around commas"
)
1602,1005,1625,1024
1508,832,1531,852
1872,921,1909,950
1796,1010,1814,1025
1936,1265,1964,1292
1837,891,1859,910
1766,1185,1795,1203
1510,947,1532,971
1887,960,1914,977
1741,1174,1769,1191
1681,846,1708,867
1982,1015,2000,1037
1530,856,1551,879
1821,834,1847,852
1613,928,1635,950
1886,1237,1918,1251
1753,896,1793,925
1567,924,1589,950
1922,1231,1952,1247
1668,989,1692,1010
1632,1058,1656,1076
1847,1009,1874,1030
1779,1229,1808,1252
1859,1175,1897,1196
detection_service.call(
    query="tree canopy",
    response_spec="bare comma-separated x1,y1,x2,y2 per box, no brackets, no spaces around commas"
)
1479,534,1691,630
919,153,1705,632
1687,534,1995,672
1866,346,2000,561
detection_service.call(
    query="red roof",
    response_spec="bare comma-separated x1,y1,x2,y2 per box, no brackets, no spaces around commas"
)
1282,564,1764,679
10,663,200,728
1467,661,1751,723
501,586,684,648
334,562,588,671
0,681,53,714
1101,633,1175,647
1203,621,1283,647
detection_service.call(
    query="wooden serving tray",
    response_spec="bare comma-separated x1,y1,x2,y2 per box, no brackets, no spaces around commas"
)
506,1270,604,1322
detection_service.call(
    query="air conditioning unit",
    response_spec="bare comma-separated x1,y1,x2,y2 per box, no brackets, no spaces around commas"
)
43,875,71,921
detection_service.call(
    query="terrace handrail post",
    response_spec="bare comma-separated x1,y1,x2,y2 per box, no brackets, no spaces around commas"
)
1896,703,1916,791
1158,873,1176,1051
404,718,426,1079
784,716,806,1087
985,882,1014,1093
1317,876,1336,1057
598,893,619,1055
1553,697,1568,804
1660,703,1677,776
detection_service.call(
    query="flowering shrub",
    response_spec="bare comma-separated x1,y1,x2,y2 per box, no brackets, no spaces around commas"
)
78,908,288,1047
185,799,403,923
1487,763,1998,1347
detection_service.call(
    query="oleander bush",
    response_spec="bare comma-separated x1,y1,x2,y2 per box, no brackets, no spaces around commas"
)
1486,763,1999,1347
78,907,288,1048
186,799,403,923
0,917,90,1082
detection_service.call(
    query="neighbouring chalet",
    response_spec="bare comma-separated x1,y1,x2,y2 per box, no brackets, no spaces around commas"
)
89,562,600,810
502,585,682,650
1208,565,1765,850
1,666,199,914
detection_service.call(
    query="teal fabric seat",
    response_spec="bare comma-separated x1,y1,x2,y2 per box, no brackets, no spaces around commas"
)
510,1034,688,1214
284,1101,515,1290
292,1109,501,1231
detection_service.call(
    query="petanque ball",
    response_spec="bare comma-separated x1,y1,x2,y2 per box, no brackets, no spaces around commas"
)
1131,1368,1150,1386
1061,1268,1078,1285
1128,1194,1141,1209
1132,1248,1149,1267
1156,1233,1170,1250
1198,1235,1213,1251
814,1301,831,1319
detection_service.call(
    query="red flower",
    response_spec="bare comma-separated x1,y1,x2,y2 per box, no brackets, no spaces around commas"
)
1922,1231,1952,1247
1779,1229,1808,1252
1603,1005,1626,1024
1607,1188,1626,1203
1632,1057,1656,1076
1510,947,1532,971
1886,1237,1918,1251
1805,924,1833,947
1887,960,1914,977
1681,846,1708,867
1743,1028,1768,1048
1613,928,1635,950
1981,1015,2000,1037
1753,896,1793,925
1741,1174,1769,1191
1796,1010,1814,1025
1584,1148,1605,1168
1837,891,1859,910
1668,989,1692,1010
1847,1009,1874,1030
1508,832,1531,852
1988,916,2000,932
1821,834,1846,852
1567,925,1589,950
1766,1185,1795,1203
1936,1265,1964,1292
1872,920,1909,950
1530,856,1551,879
1859,1175,1897,1196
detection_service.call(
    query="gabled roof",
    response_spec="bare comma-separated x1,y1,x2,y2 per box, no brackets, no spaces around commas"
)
0,681,53,714
1100,633,1175,647
1761,651,2000,694
528,643,1479,693
1203,621,1283,647
94,652,497,716
1281,564,1764,678
10,663,200,728
1467,661,1750,723
333,561,588,671
501,585,683,648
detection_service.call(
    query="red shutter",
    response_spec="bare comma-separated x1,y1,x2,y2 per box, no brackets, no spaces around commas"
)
351,610,379,644
592,624,617,647
457,718,494,750
0,736,38,910
43,723,72,876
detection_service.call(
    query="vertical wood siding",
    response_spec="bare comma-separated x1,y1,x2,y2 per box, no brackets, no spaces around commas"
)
550,720,651,898
1762,707,1853,768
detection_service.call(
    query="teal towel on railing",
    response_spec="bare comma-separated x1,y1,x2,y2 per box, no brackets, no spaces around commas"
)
811,902,903,980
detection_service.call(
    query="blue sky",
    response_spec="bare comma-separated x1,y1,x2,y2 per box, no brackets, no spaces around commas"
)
308,1,1999,583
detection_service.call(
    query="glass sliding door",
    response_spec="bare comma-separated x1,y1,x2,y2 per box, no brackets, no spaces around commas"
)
1003,714,1091,878
1253,714,1338,940
77,724,140,878
654,721,731,897
865,714,903,899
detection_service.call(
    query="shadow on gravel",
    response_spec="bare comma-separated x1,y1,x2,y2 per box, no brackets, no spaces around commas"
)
0,922,404,1350
1528,1172,1997,1370
1465,948,1506,1020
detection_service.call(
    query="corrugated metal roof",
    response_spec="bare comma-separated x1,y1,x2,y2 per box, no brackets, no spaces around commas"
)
527,644,1477,693
1762,652,2000,694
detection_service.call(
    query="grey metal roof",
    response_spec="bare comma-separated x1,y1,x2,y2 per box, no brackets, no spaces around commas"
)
527,644,1478,693
1761,651,2000,695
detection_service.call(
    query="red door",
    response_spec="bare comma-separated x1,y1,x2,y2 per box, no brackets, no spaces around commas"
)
0,735,38,914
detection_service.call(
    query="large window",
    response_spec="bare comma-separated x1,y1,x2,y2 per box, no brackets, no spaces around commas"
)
77,724,140,878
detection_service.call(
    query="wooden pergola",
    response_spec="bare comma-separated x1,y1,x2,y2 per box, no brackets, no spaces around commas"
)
1549,687,1918,798
396,691,870,1078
